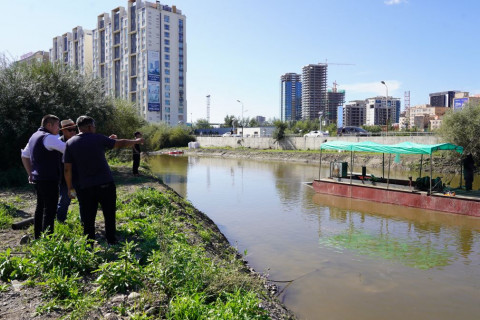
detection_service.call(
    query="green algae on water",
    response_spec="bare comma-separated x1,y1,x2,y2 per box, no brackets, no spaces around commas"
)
320,230,452,270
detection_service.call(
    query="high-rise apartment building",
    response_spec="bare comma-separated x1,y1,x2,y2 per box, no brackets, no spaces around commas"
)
343,100,366,127
50,27,93,74
365,96,401,126
280,73,302,121
429,91,458,108
301,64,327,121
92,0,186,124
18,51,50,65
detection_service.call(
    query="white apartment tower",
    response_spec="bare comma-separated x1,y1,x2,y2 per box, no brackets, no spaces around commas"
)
50,27,93,74
92,0,186,124
365,96,401,126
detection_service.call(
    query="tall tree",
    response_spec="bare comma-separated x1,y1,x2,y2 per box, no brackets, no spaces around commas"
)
223,115,235,128
438,101,480,160
195,118,211,129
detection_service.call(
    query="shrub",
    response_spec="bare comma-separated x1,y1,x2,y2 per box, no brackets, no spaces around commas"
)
0,248,32,281
29,234,101,277
95,241,144,294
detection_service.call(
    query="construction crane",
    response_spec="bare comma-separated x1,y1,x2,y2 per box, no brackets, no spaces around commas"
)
322,59,355,66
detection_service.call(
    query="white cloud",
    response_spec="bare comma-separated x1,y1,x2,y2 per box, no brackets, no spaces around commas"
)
341,80,402,97
384,0,406,5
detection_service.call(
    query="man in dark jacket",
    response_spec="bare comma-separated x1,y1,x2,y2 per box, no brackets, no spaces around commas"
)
132,131,142,176
64,116,144,244
464,154,475,191
21,115,65,239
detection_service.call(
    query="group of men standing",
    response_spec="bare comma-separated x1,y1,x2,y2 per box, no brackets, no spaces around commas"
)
21,115,144,244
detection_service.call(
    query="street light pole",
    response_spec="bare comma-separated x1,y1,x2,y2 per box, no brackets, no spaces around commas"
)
381,81,389,135
237,99,244,137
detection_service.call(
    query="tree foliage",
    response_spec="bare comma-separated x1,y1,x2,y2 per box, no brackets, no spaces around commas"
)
223,115,235,128
141,123,195,151
0,58,114,173
272,120,287,141
438,101,480,160
103,99,146,139
195,118,211,129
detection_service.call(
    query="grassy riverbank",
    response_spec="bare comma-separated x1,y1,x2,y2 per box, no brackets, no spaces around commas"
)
0,167,294,319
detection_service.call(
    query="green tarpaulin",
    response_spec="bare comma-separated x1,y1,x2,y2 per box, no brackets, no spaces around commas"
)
320,141,463,155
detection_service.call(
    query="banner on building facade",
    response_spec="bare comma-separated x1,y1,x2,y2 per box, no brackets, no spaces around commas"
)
454,98,468,110
147,50,161,111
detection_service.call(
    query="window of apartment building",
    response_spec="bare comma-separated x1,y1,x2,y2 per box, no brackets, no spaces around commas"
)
164,77,170,83
164,62,170,68
165,107,170,113
165,100,170,105
164,15,170,22
164,24,170,30
165,84,170,91
164,54,170,60
179,108,183,114
164,47,170,53
165,69,170,75
165,92,170,98
164,39,170,45
164,32,170,38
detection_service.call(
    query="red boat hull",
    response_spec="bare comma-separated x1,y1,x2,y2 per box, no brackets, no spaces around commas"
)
312,179,480,218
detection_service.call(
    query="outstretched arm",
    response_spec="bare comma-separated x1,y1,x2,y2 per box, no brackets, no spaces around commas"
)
114,138,144,149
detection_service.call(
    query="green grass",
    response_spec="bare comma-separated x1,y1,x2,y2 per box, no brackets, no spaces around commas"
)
320,230,452,270
0,200,17,229
0,183,272,318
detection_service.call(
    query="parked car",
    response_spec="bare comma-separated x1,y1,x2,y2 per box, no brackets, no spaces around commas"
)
222,132,242,137
337,126,371,136
304,130,330,137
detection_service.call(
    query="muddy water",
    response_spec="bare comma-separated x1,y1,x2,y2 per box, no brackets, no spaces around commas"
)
148,155,480,320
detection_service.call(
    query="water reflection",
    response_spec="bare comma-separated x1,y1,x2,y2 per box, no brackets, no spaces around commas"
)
148,154,480,320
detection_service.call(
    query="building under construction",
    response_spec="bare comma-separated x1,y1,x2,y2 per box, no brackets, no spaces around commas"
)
301,63,327,121
326,82,345,123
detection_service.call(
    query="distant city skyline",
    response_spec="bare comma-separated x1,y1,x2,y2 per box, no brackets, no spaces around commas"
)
2,0,480,124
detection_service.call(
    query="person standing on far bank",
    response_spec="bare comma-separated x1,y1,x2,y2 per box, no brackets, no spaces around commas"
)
464,154,475,191
56,119,77,222
132,131,142,176
21,115,66,239
63,116,144,244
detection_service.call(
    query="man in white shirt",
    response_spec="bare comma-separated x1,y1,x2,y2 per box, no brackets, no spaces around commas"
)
21,115,66,239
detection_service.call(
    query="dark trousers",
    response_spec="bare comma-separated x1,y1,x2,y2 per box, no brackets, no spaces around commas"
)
132,154,140,174
34,181,59,239
57,181,71,222
77,182,117,244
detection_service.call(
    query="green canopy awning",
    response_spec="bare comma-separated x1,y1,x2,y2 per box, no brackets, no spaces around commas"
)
320,141,463,155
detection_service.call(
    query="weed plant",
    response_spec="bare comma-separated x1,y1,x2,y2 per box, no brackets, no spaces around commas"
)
0,200,17,229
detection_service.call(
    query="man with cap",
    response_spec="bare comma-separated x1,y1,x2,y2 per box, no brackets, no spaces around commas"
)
64,116,144,244
57,119,77,222
21,115,66,239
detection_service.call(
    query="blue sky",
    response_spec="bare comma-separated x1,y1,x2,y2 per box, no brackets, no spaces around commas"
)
2,0,479,123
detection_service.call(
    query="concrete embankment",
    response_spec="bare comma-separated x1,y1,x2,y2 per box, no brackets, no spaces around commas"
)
195,135,440,151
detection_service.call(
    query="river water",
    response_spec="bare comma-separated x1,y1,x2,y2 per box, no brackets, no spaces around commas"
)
148,154,480,320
